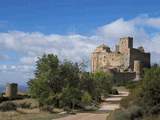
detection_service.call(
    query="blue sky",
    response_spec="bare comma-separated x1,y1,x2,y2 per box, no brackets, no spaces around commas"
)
0,0,160,85
0,0,160,34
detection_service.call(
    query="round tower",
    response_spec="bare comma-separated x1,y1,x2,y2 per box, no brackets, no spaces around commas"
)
5,83,18,98
134,60,141,81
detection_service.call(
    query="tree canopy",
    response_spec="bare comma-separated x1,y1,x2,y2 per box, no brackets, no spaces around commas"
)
28,54,113,109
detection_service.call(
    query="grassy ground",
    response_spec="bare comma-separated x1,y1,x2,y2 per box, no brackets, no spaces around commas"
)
0,87,128,120
0,98,67,120
113,86,129,92
0,110,67,120
11,98,39,108
143,115,160,120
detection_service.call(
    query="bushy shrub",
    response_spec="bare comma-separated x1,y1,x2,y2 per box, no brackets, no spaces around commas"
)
128,105,143,119
40,105,54,113
63,106,71,113
136,67,160,115
112,67,160,120
148,104,160,115
0,101,17,111
107,106,142,120
28,54,113,109
107,109,130,120
0,96,9,103
18,102,31,109
143,114,160,120
120,85,141,109
120,95,134,109
81,92,92,106
126,81,141,89
110,89,119,95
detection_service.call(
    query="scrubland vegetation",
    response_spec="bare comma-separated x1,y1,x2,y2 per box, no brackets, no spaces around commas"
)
0,54,114,120
1,53,160,120
28,54,113,111
107,66,160,120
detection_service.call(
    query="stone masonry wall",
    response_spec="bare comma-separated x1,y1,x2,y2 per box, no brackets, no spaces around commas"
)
113,72,136,83
129,48,150,70
91,37,151,79
91,52,125,72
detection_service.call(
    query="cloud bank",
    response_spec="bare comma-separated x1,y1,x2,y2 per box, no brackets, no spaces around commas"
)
0,15,160,85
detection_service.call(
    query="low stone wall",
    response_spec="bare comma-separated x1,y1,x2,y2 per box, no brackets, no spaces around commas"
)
113,72,136,84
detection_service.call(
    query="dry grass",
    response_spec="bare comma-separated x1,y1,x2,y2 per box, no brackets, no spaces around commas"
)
0,98,67,120
0,109,67,120
12,98,39,108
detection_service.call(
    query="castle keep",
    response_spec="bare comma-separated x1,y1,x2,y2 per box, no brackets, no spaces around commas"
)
91,37,150,80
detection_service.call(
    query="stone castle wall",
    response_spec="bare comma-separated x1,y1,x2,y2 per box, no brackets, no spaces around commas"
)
129,48,150,70
91,37,151,81
119,37,133,53
113,72,136,82
92,52,125,72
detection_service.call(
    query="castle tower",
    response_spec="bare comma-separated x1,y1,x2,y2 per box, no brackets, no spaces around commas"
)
5,83,18,98
119,37,133,53
91,44,111,72
134,60,141,81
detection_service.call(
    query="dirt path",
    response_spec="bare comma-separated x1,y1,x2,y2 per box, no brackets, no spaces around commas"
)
53,91,129,120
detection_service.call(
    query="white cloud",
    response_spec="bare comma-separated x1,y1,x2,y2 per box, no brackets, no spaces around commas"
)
130,16,160,28
0,15,160,85
20,56,38,65
97,18,135,38
0,31,97,63
0,64,34,85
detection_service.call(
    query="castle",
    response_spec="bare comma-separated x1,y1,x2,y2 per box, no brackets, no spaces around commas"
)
91,37,150,81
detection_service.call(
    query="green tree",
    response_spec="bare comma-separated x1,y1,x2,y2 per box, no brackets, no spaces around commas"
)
138,67,160,114
28,54,81,108
81,91,92,105
28,53,113,110
120,67,160,116
59,61,80,88
28,54,61,106
61,86,81,110
80,72,96,100
92,71,112,97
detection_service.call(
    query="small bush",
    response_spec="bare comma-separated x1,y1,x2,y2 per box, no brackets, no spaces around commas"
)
107,105,143,120
0,96,9,103
111,89,119,95
40,105,54,113
18,102,31,109
128,105,143,119
143,114,160,120
120,88,139,109
81,92,92,106
63,106,71,113
0,101,17,111
107,109,130,120
148,104,160,115
83,105,97,111
120,96,132,109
